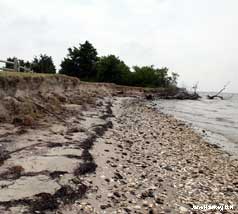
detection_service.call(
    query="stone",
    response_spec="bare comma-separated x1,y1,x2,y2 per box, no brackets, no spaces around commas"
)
179,206,188,213
100,204,111,209
113,191,121,198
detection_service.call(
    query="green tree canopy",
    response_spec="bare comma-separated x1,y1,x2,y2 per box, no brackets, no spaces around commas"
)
32,54,56,73
59,40,179,88
60,41,98,80
130,66,171,87
96,55,131,85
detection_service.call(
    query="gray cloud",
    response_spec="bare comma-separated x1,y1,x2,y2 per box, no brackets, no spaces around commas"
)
0,0,237,92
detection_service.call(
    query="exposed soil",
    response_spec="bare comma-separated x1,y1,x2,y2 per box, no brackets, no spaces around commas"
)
0,94,114,213
0,75,119,213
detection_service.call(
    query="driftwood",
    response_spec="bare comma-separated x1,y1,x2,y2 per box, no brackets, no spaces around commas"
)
192,82,199,94
8,143,43,156
207,82,230,100
31,101,67,124
207,94,224,100
171,91,201,100
155,90,201,100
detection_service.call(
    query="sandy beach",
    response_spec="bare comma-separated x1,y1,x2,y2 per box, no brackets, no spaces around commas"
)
0,76,237,213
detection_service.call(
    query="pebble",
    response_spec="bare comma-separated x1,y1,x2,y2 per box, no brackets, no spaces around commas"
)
179,206,188,213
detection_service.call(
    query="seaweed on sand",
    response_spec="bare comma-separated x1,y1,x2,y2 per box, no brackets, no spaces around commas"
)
74,162,97,176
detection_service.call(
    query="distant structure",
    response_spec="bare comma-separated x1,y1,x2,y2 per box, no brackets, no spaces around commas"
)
0,58,32,72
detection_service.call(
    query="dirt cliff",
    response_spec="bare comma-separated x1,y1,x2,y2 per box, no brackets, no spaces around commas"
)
0,72,148,124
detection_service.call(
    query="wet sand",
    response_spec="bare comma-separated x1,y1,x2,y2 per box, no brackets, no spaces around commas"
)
0,96,238,213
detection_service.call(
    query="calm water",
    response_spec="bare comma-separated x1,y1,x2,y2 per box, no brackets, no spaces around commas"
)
154,93,238,157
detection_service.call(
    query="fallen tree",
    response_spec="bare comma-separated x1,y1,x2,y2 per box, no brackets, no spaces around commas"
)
207,82,230,100
166,89,201,100
145,87,201,100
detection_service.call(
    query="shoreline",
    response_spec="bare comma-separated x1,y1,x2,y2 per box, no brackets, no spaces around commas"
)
151,98,238,159
0,94,238,213
60,97,238,213
193,126,238,159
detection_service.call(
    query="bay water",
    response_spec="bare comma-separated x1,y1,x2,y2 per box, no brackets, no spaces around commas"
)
154,93,238,158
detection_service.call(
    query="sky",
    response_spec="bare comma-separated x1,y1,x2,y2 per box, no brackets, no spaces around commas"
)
0,0,237,92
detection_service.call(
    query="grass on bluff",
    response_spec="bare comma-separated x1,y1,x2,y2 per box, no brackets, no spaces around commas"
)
0,71,78,82
0,71,58,78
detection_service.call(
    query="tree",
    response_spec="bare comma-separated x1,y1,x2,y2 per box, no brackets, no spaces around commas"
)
131,66,157,87
154,67,170,87
31,54,56,73
60,41,98,80
130,66,174,88
170,72,179,86
96,55,131,85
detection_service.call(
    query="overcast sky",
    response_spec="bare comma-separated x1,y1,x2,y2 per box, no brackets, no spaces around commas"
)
0,0,237,92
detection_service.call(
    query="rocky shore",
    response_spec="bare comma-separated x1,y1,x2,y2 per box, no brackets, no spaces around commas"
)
62,97,238,214
0,75,237,213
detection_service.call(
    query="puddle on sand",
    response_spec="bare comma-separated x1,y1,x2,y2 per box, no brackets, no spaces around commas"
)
46,148,82,157
0,175,60,202
81,117,105,130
